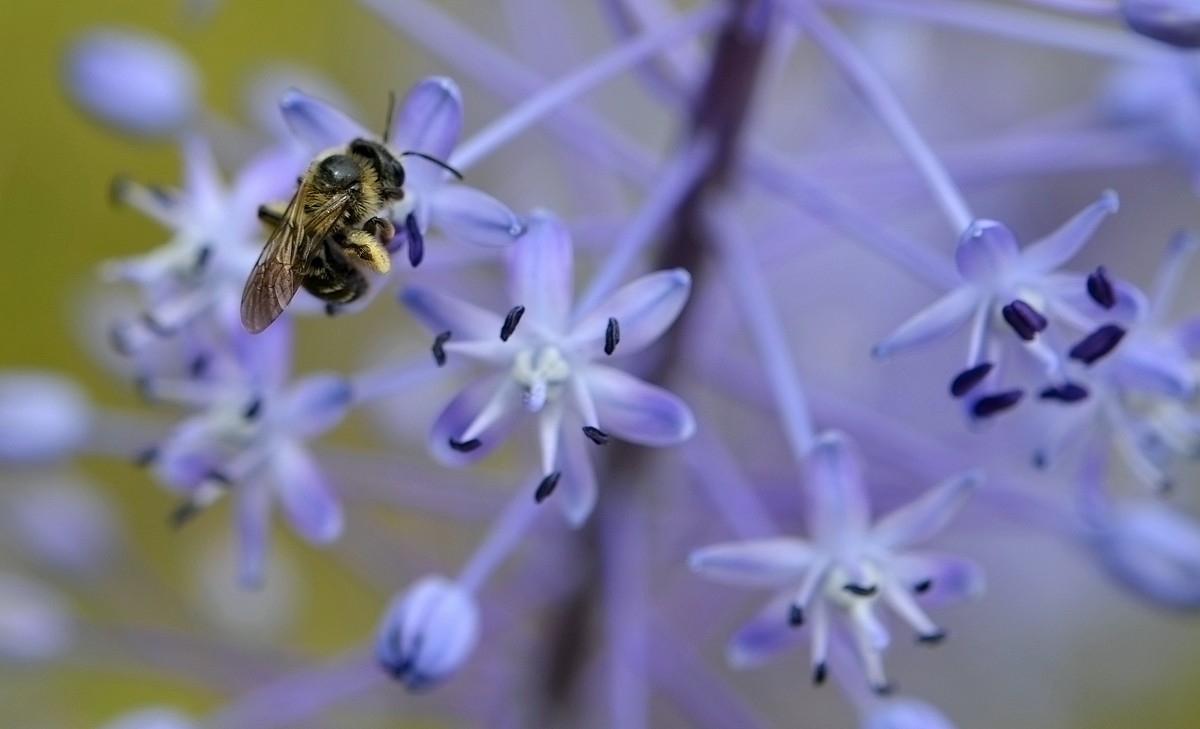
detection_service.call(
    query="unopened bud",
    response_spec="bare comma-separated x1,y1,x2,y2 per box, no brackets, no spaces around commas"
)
376,575,479,690
0,372,92,466
1121,0,1200,48
862,698,958,729
1092,501,1200,608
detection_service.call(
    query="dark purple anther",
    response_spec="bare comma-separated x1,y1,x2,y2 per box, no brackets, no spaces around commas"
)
1087,265,1116,309
432,331,451,366
448,437,482,452
1001,299,1048,341
406,213,424,267
950,362,994,398
788,604,804,627
1069,324,1126,365
582,426,609,445
1039,383,1089,402
534,471,561,503
604,317,620,356
971,389,1024,418
500,305,525,342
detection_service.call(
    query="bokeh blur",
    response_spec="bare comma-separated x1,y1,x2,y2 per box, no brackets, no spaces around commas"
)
4,1,1200,728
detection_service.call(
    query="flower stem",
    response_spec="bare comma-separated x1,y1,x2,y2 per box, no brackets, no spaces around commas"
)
826,0,1164,62
452,3,727,172
600,488,649,729
785,0,974,234
455,476,545,593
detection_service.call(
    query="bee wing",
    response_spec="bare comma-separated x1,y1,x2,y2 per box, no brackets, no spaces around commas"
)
239,186,356,333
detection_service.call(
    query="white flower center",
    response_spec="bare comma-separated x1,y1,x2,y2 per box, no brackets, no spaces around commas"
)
824,562,883,609
511,346,572,412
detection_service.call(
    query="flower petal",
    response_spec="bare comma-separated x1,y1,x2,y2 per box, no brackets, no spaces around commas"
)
689,538,817,587
862,699,958,729
872,470,980,550
63,28,198,137
585,365,695,446
508,211,573,334
279,88,370,153
234,481,271,588
558,429,598,526
270,441,343,545
889,552,986,607
805,431,872,544
728,592,805,669
279,374,353,438
429,375,521,467
429,184,524,248
872,287,978,359
1018,191,1119,274
955,220,1020,283
1111,341,1197,400
399,285,507,342
390,77,463,162
569,269,691,356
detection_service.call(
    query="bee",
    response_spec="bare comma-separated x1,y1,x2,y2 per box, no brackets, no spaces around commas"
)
240,132,461,334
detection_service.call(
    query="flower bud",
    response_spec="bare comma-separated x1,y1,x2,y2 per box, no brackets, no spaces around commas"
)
100,707,196,729
862,698,958,729
375,575,479,690
1121,0,1200,48
0,572,74,661
0,372,92,466
1091,501,1200,608
63,28,199,137
4,476,118,576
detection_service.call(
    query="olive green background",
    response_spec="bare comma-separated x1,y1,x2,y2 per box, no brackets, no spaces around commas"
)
2,1,1200,727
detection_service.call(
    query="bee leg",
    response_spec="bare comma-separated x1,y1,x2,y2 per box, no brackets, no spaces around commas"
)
362,216,396,243
342,229,392,274
257,203,286,228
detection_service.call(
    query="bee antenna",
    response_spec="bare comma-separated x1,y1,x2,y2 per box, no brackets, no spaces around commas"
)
400,151,464,180
383,90,397,145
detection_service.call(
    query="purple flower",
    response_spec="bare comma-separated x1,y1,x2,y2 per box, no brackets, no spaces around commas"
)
862,698,958,729
143,322,351,586
401,210,695,523
376,575,480,690
1088,498,1200,608
874,192,1119,418
0,572,74,662
104,135,298,357
63,28,199,138
689,431,982,692
279,77,523,267
1033,235,1199,489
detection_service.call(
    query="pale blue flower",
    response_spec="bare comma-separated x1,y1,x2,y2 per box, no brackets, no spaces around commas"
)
874,192,1119,418
0,372,92,465
142,322,351,586
401,210,695,524
690,432,981,692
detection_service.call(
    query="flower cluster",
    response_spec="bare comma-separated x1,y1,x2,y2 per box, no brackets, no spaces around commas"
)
9,1,1200,728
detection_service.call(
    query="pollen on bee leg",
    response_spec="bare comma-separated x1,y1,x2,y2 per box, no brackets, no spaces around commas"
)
344,229,391,274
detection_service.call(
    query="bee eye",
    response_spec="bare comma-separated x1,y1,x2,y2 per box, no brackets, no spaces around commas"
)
318,155,360,186
388,159,405,187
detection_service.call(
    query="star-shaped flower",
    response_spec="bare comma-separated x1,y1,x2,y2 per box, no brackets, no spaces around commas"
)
141,319,351,586
690,431,982,692
401,210,695,524
873,192,1119,419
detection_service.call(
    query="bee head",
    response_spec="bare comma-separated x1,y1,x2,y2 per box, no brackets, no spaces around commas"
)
315,154,362,190
349,139,406,194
